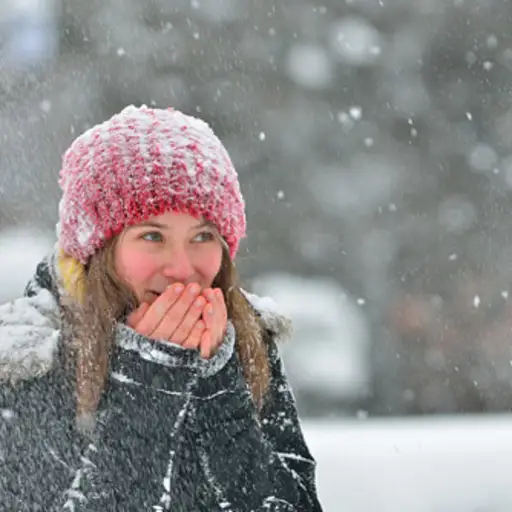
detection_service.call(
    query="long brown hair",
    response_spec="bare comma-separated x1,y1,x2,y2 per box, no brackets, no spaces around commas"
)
61,238,270,422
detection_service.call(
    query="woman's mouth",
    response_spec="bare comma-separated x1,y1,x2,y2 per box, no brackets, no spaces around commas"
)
145,290,162,301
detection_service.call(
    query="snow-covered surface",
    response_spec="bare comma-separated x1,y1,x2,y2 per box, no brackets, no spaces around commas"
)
303,415,512,512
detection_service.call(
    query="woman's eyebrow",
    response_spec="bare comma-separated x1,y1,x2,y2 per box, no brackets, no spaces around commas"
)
127,221,168,230
191,220,212,230
127,220,212,231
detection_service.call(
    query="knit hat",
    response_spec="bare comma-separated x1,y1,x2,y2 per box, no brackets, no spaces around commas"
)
57,105,246,263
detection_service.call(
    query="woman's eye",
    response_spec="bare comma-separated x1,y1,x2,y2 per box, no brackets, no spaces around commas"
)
141,231,163,243
193,231,215,243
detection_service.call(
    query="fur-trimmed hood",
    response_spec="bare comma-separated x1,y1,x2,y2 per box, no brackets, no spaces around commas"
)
0,259,291,383
0,289,61,383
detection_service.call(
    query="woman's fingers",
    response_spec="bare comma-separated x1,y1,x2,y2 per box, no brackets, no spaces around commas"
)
165,295,206,343
202,301,215,330
127,302,150,328
199,329,213,359
135,284,184,336
200,288,228,359
182,320,206,350
210,289,228,337
128,284,228,359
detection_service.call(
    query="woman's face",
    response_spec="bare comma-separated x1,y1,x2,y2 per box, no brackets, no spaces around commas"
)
114,211,223,304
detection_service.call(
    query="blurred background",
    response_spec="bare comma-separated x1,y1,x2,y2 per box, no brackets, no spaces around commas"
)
3,0,512,509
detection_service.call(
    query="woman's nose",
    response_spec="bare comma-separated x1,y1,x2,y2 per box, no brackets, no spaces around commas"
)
161,246,195,282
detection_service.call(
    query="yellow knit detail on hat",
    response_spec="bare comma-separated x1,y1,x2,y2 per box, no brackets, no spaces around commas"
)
57,248,86,303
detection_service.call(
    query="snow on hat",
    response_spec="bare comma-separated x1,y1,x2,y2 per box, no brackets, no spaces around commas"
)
57,105,246,263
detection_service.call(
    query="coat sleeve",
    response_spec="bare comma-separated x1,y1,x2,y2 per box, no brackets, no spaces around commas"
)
0,370,87,511
191,337,324,511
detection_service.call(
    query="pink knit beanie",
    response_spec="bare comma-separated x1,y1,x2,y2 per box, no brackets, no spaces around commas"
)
57,105,246,263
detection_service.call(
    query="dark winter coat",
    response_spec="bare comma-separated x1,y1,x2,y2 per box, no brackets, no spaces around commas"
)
0,257,323,511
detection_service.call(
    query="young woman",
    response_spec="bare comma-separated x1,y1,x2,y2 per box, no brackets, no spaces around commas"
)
0,105,323,510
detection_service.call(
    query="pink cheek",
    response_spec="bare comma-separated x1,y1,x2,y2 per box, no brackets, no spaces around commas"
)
118,251,160,287
201,252,223,284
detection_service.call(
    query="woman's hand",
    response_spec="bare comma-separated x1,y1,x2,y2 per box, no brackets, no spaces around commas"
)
200,288,228,359
126,284,227,359
127,283,206,349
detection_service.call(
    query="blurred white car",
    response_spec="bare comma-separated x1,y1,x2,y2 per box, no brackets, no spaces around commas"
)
252,273,372,413
0,228,53,303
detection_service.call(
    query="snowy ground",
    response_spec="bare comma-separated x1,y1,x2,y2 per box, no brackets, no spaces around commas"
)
303,415,512,512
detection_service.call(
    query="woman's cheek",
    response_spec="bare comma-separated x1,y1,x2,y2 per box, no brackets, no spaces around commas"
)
117,248,160,288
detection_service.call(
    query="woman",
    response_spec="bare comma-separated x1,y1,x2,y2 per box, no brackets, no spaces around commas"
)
0,105,323,510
